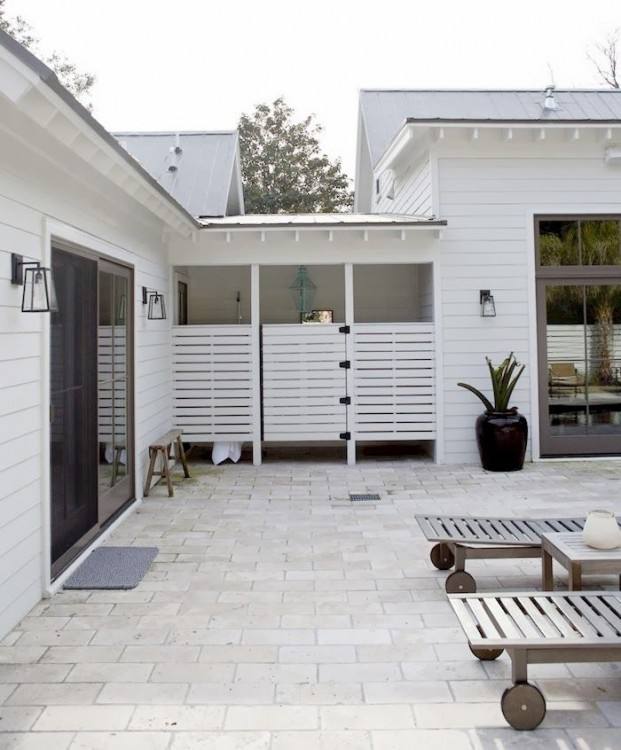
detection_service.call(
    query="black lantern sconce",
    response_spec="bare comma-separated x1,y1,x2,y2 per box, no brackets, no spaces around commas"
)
142,286,166,320
480,289,496,318
11,253,57,313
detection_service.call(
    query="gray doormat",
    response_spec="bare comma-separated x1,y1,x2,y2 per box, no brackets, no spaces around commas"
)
64,546,158,590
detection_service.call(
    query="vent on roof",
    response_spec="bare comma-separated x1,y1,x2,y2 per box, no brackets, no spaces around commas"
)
543,86,559,112
350,493,381,502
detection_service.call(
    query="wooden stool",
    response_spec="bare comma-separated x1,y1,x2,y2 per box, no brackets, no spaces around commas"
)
143,430,190,498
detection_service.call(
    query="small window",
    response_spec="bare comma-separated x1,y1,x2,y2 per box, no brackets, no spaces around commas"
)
375,177,380,195
177,280,188,325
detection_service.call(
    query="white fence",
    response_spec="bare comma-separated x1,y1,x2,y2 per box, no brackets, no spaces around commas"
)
262,324,347,441
547,324,621,374
351,323,435,440
172,325,257,442
98,325,127,444
172,322,437,453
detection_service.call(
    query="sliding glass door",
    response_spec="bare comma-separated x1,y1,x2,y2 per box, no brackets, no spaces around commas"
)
50,247,134,577
536,217,621,456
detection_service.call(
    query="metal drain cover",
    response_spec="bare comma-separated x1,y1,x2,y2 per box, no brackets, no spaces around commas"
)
349,493,380,502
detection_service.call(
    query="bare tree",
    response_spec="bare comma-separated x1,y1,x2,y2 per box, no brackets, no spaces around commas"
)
589,29,620,89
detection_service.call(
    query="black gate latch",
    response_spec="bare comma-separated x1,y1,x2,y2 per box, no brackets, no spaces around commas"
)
339,360,351,369
339,396,351,405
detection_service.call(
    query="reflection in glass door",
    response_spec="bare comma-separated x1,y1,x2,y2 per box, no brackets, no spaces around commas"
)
539,280,621,455
98,261,133,524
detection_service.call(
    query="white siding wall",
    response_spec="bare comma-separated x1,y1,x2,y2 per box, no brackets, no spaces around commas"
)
436,152,621,463
0,126,175,637
375,156,433,216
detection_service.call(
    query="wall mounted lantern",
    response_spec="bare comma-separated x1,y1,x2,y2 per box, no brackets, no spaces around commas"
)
11,253,57,313
142,287,166,320
289,266,316,322
480,289,496,317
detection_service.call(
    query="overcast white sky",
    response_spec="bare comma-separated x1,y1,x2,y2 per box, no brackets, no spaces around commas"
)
6,0,621,175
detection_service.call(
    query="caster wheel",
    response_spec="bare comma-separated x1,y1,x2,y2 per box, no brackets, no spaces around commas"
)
468,643,503,661
445,570,476,594
430,543,455,570
501,682,546,730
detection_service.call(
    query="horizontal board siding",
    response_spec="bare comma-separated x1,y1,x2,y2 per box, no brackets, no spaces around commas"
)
0,122,173,640
437,154,621,463
352,323,436,440
376,157,432,216
172,325,256,442
263,324,347,441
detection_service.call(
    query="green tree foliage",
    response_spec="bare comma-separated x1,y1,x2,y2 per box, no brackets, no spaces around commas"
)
540,220,621,385
0,0,95,109
239,97,353,213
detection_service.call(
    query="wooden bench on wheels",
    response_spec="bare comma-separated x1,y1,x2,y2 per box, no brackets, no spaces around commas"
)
143,429,190,498
416,514,586,594
450,591,621,730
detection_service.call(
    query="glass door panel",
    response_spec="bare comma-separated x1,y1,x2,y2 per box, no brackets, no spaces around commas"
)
539,279,621,455
98,261,133,524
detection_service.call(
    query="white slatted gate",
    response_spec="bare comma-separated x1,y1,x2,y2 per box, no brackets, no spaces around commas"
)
351,323,435,440
262,324,347,441
172,325,257,442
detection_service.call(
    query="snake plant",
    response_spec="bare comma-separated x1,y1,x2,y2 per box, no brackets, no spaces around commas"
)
458,353,525,413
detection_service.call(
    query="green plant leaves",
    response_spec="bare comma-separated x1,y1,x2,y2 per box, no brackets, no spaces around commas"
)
458,353,525,412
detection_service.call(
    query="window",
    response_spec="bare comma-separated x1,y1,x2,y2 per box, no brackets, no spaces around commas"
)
538,218,621,267
178,280,188,325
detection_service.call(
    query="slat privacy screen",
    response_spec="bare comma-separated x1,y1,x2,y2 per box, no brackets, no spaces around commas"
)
172,325,256,442
352,323,435,440
262,324,347,441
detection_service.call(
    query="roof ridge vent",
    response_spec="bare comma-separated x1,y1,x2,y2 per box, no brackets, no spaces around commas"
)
543,85,559,111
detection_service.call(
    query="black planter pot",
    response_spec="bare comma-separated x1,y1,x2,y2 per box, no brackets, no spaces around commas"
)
475,409,528,472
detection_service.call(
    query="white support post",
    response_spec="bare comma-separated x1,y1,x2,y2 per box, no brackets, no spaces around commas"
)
251,264,262,466
344,263,356,466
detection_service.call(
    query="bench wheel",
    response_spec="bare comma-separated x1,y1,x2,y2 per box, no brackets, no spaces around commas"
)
501,683,546,731
445,570,476,594
430,543,455,570
468,643,503,661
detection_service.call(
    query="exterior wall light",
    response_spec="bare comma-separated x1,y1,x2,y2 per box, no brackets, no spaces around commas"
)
11,253,57,313
480,289,496,317
142,286,167,320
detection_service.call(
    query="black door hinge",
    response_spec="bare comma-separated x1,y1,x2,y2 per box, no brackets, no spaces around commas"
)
339,360,351,369
339,325,350,334
339,431,351,440
339,396,351,405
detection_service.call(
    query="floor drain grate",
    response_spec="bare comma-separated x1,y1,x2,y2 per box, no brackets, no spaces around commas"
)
349,493,381,502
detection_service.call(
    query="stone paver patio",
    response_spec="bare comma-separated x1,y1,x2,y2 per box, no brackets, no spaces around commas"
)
2,456,621,749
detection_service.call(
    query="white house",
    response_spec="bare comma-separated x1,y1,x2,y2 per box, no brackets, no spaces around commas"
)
1,27,621,639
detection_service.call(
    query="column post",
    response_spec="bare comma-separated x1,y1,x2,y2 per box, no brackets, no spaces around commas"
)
344,263,356,465
251,264,262,466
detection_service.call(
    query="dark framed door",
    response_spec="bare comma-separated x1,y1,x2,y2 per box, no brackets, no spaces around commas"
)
50,248,99,567
536,216,621,457
50,246,134,577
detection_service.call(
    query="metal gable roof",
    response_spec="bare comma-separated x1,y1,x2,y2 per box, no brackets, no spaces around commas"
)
113,131,241,217
360,89,621,165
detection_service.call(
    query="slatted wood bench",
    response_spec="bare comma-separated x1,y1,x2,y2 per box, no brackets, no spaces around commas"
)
416,514,586,594
449,591,621,730
143,429,190,498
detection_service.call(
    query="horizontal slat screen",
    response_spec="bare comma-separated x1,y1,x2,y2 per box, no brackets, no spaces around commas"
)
262,324,347,441
172,325,256,442
352,323,435,440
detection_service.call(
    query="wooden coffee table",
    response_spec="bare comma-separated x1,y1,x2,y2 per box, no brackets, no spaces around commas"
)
541,531,621,591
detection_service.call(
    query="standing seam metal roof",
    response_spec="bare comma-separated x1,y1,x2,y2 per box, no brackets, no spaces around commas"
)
113,131,240,218
360,89,621,165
